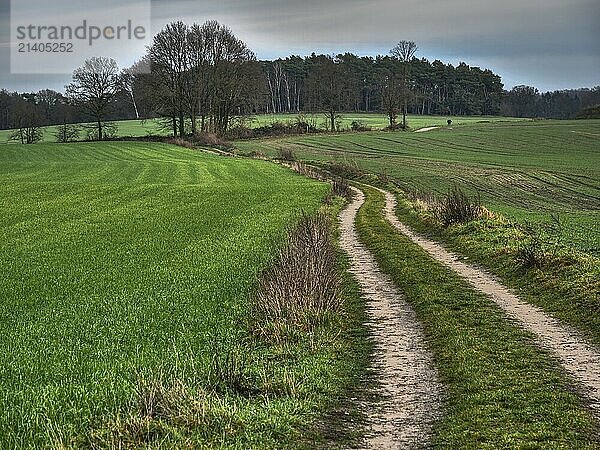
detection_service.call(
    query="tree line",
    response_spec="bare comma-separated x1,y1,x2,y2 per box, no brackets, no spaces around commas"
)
1,19,599,142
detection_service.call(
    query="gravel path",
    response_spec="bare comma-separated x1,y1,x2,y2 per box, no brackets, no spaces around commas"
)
414,127,439,133
380,188,600,413
339,186,442,449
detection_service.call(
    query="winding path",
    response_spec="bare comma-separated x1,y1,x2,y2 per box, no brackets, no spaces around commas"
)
379,187,600,413
339,187,442,449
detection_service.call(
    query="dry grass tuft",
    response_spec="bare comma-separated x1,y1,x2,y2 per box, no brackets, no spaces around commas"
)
252,213,342,342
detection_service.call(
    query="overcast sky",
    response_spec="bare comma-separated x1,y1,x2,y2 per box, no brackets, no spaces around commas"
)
0,0,598,93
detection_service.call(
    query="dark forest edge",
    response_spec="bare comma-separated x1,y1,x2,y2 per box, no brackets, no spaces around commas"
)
1,20,599,143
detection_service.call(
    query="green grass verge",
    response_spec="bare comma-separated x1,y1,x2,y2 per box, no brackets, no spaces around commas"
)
391,189,600,348
0,142,369,447
355,184,598,447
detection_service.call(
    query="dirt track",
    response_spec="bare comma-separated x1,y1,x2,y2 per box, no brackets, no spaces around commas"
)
379,187,600,413
339,187,442,449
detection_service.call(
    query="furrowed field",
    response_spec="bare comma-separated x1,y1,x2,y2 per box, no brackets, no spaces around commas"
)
235,120,600,254
0,142,361,446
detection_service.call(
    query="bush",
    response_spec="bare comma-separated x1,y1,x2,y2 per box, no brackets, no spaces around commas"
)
54,123,81,143
435,185,482,227
277,148,296,162
515,215,564,269
331,177,351,199
350,120,371,132
383,123,407,132
192,132,232,149
165,137,195,149
224,125,254,140
325,160,365,179
252,213,342,342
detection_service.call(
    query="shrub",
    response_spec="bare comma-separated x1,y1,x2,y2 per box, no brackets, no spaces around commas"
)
331,177,351,199
576,104,600,119
192,132,232,149
515,215,564,269
435,185,482,227
350,120,371,132
224,125,254,140
383,123,407,132
54,123,81,143
165,137,196,149
277,148,296,162
325,160,365,179
252,213,342,342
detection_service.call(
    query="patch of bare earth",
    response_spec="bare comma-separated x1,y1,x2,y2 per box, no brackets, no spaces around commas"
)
339,187,443,449
380,188,600,414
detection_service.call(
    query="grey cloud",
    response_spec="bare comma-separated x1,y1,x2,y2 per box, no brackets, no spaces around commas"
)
1,0,598,92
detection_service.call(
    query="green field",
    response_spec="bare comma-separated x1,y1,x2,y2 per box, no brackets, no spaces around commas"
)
247,113,529,131
0,142,371,446
235,120,600,254
0,114,529,143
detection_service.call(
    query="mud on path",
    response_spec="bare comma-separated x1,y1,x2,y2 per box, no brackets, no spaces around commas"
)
339,187,442,449
380,188,600,414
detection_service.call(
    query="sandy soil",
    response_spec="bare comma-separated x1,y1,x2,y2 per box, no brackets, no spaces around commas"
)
380,188,600,414
339,187,443,449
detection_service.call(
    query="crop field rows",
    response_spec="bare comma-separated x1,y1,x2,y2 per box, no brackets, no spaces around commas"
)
236,120,600,254
0,142,349,446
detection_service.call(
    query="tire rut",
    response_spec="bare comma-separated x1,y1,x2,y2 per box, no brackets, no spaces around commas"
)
379,187,600,414
339,186,442,449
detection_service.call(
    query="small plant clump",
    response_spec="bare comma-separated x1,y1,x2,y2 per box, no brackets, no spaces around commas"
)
331,177,351,199
435,185,482,227
350,120,371,132
252,213,343,342
277,148,297,162
325,160,365,180
515,214,564,269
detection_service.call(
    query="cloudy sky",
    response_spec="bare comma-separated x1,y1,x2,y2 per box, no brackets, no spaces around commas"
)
0,0,598,93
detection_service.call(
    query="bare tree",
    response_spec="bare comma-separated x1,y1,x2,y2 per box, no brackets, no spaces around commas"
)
390,40,418,129
187,20,259,135
66,57,121,140
9,99,44,144
54,123,81,142
306,55,347,132
149,21,191,137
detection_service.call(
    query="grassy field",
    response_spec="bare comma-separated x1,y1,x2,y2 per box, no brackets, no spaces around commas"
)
0,142,370,447
235,120,600,254
248,113,529,131
0,114,528,143
355,186,598,447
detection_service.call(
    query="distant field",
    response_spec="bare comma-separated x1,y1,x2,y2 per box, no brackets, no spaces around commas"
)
0,142,336,445
0,114,528,143
249,113,529,130
235,120,600,254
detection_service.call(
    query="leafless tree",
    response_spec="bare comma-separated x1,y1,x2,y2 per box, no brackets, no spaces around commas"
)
9,100,43,144
66,57,122,140
306,55,347,132
391,40,418,129
149,21,190,137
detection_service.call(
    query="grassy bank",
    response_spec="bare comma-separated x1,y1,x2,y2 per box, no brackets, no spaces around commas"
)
355,185,598,447
0,142,368,447
391,187,600,348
